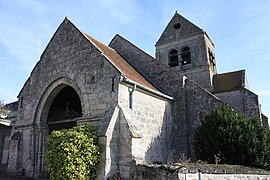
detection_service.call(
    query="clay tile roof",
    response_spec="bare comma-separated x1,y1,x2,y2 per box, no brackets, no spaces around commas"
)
84,33,159,92
213,70,245,94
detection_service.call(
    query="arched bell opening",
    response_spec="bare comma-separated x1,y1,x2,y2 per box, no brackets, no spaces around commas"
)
168,49,179,67
47,85,82,133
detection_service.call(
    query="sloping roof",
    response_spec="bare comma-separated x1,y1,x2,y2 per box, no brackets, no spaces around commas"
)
83,33,159,92
156,12,203,46
213,70,245,94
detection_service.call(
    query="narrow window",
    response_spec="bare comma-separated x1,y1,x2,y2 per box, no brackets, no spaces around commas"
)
20,97,23,108
111,76,115,92
168,49,179,67
181,47,191,65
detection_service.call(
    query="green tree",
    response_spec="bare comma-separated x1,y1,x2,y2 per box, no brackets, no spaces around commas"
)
0,101,8,117
45,124,100,180
193,104,270,170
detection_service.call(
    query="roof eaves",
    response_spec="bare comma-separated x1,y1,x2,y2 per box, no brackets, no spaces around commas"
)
123,77,174,101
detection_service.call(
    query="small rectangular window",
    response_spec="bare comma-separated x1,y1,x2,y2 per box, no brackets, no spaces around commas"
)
20,97,23,108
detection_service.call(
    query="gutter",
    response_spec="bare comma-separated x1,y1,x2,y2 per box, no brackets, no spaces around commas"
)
123,77,174,101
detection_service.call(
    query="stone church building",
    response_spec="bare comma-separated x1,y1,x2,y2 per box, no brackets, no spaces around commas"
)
6,13,268,178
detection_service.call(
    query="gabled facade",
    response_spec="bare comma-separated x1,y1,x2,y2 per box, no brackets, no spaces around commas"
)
7,17,174,179
5,13,268,179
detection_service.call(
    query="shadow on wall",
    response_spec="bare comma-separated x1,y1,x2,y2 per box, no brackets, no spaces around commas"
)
107,109,132,179
184,79,223,160
144,104,174,164
144,79,223,164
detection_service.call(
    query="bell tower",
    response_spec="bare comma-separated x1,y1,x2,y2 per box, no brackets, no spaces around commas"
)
155,12,217,91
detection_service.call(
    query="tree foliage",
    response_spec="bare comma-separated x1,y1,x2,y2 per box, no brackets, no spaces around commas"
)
193,104,270,170
0,100,4,107
45,124,100,180
0,100,5,112
0,101,8,117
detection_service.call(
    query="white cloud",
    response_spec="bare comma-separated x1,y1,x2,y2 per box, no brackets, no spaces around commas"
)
0,24,43,70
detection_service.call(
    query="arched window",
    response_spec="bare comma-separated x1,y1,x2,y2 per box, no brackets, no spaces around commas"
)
168,49,179,67
181,46,191,65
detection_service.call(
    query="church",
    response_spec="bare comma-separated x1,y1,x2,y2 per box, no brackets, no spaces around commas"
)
6,12,268,179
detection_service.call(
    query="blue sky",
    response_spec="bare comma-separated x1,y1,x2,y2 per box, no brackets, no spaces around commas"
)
0,0,269,119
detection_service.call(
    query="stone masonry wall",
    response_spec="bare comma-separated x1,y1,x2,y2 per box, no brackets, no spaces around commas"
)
156,33,215,92
110,35,188,160
130,164,270,180
156,35,206,67
214,88,262,120
17,18,120,127
185,79,223,159
242,88,261,119
262,114,269,127
156,32,212,91
118,83,172,164
214,90,244,113
97,107,120,179
98,84,172,179
0,125,11,163
109,35,183,96
9,18,120,177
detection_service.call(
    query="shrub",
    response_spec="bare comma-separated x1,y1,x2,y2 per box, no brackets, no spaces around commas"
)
45,124,100,180
193,104,270,170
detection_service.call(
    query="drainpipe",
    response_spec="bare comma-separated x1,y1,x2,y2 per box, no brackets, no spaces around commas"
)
198,170,202,180
128,84,136,110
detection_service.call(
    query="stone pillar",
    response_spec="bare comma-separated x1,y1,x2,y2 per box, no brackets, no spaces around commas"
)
34,127,49,178
7,138,20,172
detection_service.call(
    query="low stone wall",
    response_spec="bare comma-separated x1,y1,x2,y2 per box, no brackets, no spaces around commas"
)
130,163,270,180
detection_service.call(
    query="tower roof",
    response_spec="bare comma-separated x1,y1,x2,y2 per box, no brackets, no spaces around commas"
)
156,12,203,46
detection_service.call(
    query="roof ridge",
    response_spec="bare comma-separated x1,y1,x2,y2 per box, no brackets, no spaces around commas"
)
109,34,181,76
83,33,160,92
110,34,156,60
217,69,245,76
85,33,118,52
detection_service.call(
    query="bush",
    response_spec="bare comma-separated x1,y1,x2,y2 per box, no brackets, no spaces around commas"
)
193,104,270,170
45,124,100,180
